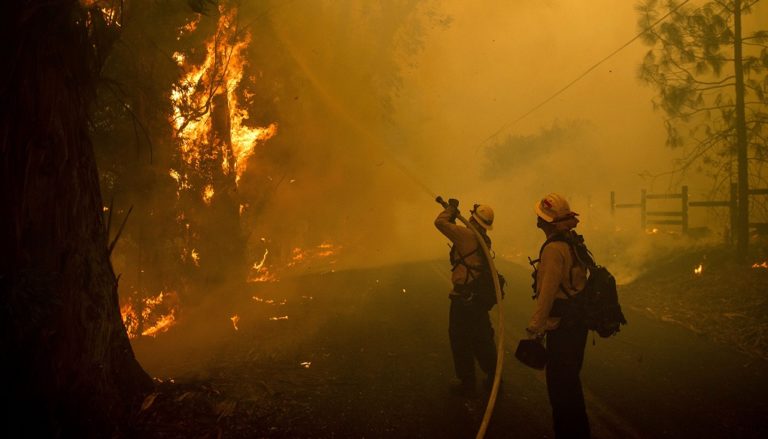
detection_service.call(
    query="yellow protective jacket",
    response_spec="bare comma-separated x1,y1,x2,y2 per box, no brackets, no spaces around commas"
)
527,239,587,336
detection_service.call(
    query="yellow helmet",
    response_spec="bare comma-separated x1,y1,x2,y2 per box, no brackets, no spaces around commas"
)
471,204,494,230
534,193,578,223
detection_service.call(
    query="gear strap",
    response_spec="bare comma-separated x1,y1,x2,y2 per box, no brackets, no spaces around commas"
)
530,232,590,299
450,232,492,285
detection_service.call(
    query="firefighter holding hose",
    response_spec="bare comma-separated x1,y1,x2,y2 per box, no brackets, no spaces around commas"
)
435,197,501,397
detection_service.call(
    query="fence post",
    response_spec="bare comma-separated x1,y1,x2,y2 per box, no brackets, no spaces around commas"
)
730,182,738,246
641,189,647,230
682,185,689,234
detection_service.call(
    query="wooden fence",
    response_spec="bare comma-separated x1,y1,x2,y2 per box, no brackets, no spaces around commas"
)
611,184,768,243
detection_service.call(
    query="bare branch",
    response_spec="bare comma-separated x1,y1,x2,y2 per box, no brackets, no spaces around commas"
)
108,206,133,257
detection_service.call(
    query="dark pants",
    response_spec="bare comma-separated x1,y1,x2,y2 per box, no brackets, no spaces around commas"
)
546,323,590,439
448,299,497,383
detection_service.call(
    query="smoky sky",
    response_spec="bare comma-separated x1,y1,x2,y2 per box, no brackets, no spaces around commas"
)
106,0,767,287
108,0,768,372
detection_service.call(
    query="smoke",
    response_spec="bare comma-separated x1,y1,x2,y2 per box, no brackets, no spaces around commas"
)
228,0,757,277
96,0,766,367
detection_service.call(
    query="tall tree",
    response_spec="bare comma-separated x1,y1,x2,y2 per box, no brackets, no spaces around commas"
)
0,1,152,436
637,0,767,256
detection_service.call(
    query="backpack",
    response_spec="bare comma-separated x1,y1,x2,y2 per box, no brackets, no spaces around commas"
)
450,236,506,310
529,232,626,337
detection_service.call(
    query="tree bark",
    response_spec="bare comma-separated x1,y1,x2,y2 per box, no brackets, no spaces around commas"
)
1,1,152,436
734,0,750,258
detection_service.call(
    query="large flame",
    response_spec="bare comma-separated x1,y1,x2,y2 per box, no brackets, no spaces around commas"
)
170,4,277,197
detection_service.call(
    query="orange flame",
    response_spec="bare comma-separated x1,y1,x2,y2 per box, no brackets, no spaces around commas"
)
120,290,180,339
693,264,703,275
202,184,215,205
248,248,279,282
287,243,341,267
121,303,139,337
142,310,177,337
752,261,768,269
230,314,240,331
170,5,277,195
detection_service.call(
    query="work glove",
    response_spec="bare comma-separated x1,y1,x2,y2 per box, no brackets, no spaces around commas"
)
447,198,459,221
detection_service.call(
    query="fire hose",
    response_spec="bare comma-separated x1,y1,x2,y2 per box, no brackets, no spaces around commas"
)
436,196,504,439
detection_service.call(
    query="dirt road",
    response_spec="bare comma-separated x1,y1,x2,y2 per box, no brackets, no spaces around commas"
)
132,260,768,438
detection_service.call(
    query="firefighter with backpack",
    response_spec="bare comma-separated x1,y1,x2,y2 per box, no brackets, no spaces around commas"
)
527,193,591,439
435,198,501,397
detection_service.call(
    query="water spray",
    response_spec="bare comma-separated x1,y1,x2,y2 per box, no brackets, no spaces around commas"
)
436,196,505,439
276,25,504,436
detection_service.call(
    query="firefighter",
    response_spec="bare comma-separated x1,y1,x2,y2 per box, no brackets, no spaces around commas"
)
435,199,497,397
528,193,590,438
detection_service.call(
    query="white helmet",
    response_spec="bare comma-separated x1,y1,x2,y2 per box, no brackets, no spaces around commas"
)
534,193,578,223
471,204,494,230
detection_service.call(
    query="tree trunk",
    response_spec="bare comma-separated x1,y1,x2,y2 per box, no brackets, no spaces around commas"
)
202,91,246,285
734,0,750,258
1,1,152,436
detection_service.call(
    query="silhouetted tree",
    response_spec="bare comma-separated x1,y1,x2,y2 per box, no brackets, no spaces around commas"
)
637,0,768,256
1,1,152,436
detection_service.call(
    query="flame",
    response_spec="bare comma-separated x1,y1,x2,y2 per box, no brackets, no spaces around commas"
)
168,168,190,199
100,6,120,27
752,261,768,269
181,247,200,266
248,248,279,282
202,184,215,205
287,243,341,267
230,314,240,331
287,247,308,267
246,242,343,283
316,242,338,258
120,290,180,339
231,123,277,184
142,310,177,337
252,296,286,305
121,303,139,337
170,5,277,189
172,51,185,65
191,248,200,266
178,17,200,39
269,316,289,321
694,264,703,275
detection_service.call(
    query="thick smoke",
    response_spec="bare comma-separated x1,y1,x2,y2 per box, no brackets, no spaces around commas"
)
97,0,766,368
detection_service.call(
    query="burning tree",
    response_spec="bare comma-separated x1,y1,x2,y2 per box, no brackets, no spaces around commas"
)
169,3,277,287
91,0,441,339
637,0,768,256
1,0,151,436
92,0,279,334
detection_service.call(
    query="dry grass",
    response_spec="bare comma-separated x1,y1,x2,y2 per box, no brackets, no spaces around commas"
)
620,246,768,361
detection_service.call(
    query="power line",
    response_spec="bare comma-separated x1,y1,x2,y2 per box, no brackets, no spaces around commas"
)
479,0,694,147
